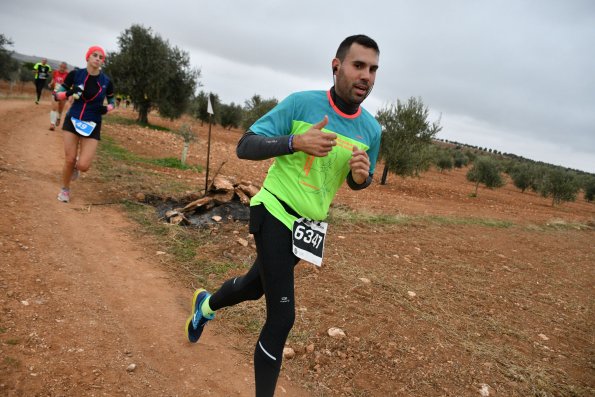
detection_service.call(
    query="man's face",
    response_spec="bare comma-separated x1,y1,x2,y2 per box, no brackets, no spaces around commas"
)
333,43,379,106
41,59,47,64
59,63,67,72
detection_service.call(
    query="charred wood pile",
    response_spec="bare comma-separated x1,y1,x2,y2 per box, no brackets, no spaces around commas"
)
164,176,260,225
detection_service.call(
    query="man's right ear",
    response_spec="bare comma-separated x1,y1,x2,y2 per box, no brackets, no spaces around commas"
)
332,59,340,75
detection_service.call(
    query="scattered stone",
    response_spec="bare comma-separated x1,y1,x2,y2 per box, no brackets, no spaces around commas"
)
337,235,346,239
407,291,416,297
181,197,214,213
235,189,251,205
358,277,371,284
126,363,137,372
156,251,166,255
135,192,145,202
212,215,222,222
327,327,346,338
538,333,550,341
479,383,492,396
169,213,188,225
306,343,315,354
283,347,295,359
21,300,29,306
236,183,259,198
212,190,235,205
212,176,235,192
237,238,249,247
165,209,179,218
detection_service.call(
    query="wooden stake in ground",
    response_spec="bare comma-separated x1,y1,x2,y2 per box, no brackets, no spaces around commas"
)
204,94,214,196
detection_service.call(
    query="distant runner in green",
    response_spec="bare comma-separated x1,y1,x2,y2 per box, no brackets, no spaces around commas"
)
186,34,381,397
33,58,52,104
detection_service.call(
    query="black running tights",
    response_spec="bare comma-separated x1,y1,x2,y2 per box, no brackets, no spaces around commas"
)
35,79,45,101
209,204,299,397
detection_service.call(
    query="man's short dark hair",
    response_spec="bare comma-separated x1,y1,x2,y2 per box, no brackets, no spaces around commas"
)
336,35,380,61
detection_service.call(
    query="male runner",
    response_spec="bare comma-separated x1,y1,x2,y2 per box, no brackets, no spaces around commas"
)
33,58,52,104
186,34,381,397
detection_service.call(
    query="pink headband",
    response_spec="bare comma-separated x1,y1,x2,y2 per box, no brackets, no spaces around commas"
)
86,46,106,61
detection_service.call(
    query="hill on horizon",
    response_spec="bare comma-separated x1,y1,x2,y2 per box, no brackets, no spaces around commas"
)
11,51,77,70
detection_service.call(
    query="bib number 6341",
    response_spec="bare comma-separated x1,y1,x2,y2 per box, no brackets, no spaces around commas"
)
292,218,328,267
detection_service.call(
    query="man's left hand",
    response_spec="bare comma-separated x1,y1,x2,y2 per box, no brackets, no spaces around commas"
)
349,146,370,184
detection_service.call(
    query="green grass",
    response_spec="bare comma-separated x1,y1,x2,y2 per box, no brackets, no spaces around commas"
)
100,136,139,162
3,356,20,368
120,200,240,287
423,215,513,228
122,200,171,235
147,157,202,172
328,205,514,228
104,114,171,131
5,339,18,345
100,136,202,172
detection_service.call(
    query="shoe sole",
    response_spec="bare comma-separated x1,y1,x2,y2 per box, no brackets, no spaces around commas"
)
185,288,207,343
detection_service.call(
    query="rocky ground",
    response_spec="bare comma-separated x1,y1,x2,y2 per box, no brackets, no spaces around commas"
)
1,94,593,396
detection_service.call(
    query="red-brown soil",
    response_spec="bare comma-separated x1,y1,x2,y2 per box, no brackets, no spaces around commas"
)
1,93,593,397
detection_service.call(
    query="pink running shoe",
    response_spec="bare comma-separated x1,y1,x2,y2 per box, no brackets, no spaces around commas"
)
57,188,70,203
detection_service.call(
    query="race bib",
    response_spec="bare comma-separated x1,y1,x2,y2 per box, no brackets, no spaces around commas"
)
292,218,328,266
71,117,96,137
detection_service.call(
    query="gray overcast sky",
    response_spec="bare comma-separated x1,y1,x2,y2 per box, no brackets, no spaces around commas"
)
2,0,594,173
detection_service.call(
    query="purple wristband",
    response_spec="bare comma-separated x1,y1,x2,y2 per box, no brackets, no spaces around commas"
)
288,134,295,153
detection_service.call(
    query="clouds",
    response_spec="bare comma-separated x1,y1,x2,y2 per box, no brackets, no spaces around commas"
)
1,0,594,172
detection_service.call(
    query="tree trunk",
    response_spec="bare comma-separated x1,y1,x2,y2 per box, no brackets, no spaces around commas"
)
380,164,389,185
474,181,480,195
181,142,189,164
137,101,150,124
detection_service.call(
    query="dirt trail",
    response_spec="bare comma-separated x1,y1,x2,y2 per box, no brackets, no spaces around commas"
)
0,99,309,396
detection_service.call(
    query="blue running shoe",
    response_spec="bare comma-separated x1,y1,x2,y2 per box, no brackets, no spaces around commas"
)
185,288,215,343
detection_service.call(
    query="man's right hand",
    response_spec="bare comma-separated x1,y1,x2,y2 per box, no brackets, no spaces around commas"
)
292,116,337,157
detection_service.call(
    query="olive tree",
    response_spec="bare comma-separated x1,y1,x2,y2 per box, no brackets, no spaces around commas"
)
105,25,200,124
538,169,580,206
376,97,441,184
0,34,19,81
220,102,244,130
242,95,278,130
466,156,504,196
